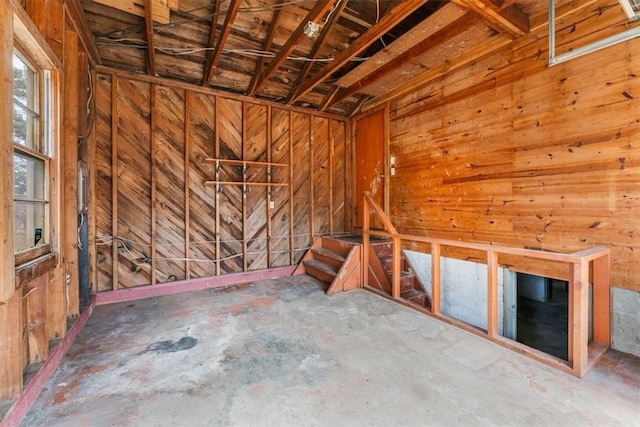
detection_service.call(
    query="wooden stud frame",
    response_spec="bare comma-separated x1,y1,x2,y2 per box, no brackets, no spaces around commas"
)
361,192,611,378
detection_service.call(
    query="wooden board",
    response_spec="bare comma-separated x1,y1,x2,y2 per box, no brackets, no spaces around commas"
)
154,86,186,283
116,79,152,287
292,112,311,263
270,108,292,267
188,92,217,278
331,120,346,232
312,116,330,236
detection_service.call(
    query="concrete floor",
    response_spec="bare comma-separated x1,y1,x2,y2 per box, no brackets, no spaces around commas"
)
23,275,640,426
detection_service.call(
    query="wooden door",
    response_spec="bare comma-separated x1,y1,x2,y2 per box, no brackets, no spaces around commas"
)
355,110,385,228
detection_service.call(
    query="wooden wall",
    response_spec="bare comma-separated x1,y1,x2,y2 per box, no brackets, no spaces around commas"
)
91,73,348,291
386,2,640,291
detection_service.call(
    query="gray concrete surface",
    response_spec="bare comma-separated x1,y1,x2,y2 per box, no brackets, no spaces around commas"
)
23,275,640,426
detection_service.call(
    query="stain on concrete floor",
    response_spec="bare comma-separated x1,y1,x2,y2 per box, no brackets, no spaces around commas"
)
22,275,640,426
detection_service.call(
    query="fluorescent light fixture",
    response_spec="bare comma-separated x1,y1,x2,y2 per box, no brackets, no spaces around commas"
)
619,0,640,21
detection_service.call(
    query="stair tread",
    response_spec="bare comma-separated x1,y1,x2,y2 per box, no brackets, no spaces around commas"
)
311,247,346,262
401,289,425,298
304,259,338,276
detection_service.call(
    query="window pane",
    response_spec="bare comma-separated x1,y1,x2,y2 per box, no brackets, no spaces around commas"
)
13,103,38,148
14,151,45,200
14,202,46,253
13,53,36,110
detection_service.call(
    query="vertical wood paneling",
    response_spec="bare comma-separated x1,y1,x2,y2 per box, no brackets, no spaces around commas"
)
95,75,113,292
312,116,330,236
217,98,244,273
116,79,152,287
245,103,268,270
154,86,186,282
270,108,292,267
331,120,346,232
292,112,311,262
188,92,217,278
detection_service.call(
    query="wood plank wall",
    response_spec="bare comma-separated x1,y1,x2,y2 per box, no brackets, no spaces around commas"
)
91,73,348,291
387,2,640,291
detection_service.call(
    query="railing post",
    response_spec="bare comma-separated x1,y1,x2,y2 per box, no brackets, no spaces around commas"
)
362,194,370,287
431,243,441,315
592,252,611,345
570,260,590,377
487,251,498,338
392,236,401,299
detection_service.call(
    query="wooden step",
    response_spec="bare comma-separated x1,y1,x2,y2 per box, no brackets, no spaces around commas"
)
311,247,346,269
303,259,338,283
401,289,428,306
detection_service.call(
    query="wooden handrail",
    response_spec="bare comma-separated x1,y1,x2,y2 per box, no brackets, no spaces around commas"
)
361,191,610,378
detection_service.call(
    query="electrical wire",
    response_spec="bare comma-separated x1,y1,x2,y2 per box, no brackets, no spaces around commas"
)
322,0,344,26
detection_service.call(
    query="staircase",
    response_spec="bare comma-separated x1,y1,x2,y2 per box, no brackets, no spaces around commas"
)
293,237,362,295
371,244,432,310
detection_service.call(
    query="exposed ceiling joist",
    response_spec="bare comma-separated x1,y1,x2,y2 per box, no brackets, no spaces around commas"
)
289,0,431,105
286,0,349,104
144,0,156,76
329,11,481,108
93,0,176,24
451,0,529,36
202,0,242,87
246,0,285,96
251,0,340,96
529,0,597,31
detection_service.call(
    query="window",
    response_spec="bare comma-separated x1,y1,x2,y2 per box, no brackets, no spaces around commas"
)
13,51,52,260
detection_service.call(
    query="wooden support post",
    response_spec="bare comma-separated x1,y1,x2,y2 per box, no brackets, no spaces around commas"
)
150,84,157,285
88,70,98,295
111,76,119,290
309,115,315,239
63,29,80,317
184,91,191,280
214,96,220,276
362,194,370,287
288,111,295,265
487,251,498,337
570,260,590,377
242,102,248,272
592,252,611,345
328,122,334,235
431,243,441,315
392,236,401,299
266,105,272,267
0,293,23,400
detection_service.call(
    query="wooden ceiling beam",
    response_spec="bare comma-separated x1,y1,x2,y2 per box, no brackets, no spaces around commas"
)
286,0,349,104
64,1,102,66
202,0,242,86
144,0,156,76
450,0,529,36
329,12,481,108
246,0,285,96
530,0,597,32
289,0,431,105
360,34,512,113
251,0,340,96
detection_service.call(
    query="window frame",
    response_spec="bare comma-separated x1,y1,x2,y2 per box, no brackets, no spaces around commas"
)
12,44,55,266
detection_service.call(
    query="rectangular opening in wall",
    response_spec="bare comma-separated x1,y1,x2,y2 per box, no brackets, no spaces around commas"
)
515,273,569,361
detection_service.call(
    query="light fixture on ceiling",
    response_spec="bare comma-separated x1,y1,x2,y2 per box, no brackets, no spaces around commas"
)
619,0,640,21
304,21,321,38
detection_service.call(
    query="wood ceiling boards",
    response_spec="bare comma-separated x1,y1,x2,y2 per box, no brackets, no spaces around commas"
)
81,0,553,116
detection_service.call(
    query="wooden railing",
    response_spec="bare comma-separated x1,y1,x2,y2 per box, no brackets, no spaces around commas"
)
361,192,611,377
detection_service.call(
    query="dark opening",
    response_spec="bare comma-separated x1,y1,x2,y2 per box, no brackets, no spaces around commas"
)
516,273,569,360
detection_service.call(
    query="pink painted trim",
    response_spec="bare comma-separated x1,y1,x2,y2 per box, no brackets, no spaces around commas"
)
1,302,95,427
95,266,296,306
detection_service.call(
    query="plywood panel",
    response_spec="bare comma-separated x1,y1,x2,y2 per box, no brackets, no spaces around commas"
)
292,112,311,263
245,103,268,271
188,92,217,278
154,86,186,282
217,97,244,273
95,74,113,292
116,79,152,287
312,116,330,236
270,108,291,267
